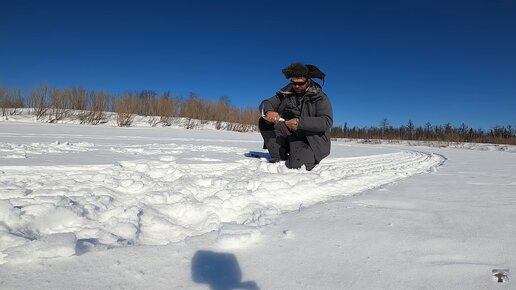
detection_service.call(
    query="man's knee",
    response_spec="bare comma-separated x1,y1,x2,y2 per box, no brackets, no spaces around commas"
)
285,141,316,170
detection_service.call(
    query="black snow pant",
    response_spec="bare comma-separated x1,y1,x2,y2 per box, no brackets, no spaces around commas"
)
259,118,317,171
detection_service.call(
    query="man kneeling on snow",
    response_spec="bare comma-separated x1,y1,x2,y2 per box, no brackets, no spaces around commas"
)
259,63,333,171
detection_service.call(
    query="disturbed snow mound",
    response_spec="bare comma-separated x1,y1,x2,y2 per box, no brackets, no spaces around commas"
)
0,139,444,264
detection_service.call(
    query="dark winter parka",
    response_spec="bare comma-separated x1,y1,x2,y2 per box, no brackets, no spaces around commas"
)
259,81,333,163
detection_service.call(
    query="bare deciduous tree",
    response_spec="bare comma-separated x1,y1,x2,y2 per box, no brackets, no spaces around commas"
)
158,93,176,126
29,83,51,120
0,86,23,118
71,87,88,110
79,90,110,124
49,88,73,122
112,96,138,126
214,96,230,129
90,91,110,124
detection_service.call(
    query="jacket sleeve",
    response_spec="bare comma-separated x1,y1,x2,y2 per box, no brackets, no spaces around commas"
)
259,93,282,115
298,95,333,133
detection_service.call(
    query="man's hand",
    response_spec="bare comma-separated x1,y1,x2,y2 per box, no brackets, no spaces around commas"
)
264,111,282,123
285,118,299,131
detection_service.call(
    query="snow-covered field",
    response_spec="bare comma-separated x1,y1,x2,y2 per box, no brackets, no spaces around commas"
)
0,119,514,289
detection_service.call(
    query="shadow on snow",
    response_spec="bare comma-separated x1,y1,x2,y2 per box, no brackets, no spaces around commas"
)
192,250,259,290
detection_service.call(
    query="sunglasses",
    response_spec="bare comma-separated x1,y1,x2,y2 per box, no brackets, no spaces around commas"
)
290,80,308,87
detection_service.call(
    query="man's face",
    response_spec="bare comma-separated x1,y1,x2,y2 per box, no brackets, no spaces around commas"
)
290,77,310,94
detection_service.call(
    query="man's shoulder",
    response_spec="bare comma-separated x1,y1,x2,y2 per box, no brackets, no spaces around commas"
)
306,82,325,95
307,86,329,100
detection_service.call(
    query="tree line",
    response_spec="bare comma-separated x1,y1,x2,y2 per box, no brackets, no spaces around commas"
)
331,118,516,145
0,83,257,132
1,84,515,144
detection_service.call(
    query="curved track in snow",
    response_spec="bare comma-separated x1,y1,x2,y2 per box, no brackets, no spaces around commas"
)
0,132,445,263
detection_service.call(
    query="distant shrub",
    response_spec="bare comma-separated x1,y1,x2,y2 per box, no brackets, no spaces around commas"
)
112,96,138,127
0,86,24,118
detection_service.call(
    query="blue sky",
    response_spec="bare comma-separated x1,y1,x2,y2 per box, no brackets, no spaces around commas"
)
1,0,515,129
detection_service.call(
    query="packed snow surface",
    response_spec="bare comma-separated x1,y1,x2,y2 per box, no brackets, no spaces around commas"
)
0,120,514,289
0,122,443,263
